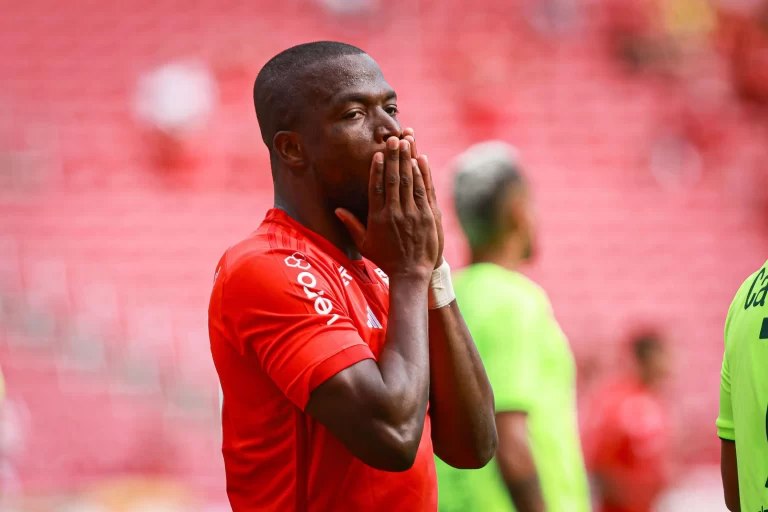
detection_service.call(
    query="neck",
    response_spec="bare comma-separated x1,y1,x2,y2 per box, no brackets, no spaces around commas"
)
471,235,527,272
273,186,361,261
638,372,659,392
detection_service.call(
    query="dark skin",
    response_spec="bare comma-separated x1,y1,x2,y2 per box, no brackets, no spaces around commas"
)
721,439,740,511
271,53,496,471
496,412,544,512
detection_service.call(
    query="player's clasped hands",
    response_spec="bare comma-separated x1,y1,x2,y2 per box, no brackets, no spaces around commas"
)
402,128,444,268
336,135,440,281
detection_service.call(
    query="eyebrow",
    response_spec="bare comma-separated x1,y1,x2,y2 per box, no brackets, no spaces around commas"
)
333,90,397,105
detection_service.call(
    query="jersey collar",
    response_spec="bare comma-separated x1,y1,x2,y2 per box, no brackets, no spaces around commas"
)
264,208,375,283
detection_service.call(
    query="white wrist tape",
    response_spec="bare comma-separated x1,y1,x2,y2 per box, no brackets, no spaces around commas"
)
428,259,456,310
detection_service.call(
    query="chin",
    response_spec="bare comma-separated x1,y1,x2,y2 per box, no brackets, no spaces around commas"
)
338,202,368,227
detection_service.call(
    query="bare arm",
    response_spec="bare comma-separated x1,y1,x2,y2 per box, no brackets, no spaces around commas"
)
494,411,545,512
427,300,497,469
306,277,431,471
307,138,439,472
402,129,496,469
720,439,740,511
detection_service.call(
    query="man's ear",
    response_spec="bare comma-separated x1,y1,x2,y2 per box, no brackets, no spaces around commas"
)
498,186,523,233
273,131,306,169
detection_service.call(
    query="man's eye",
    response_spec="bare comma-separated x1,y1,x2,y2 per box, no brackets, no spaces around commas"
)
385,106,399,116
344,111,364,120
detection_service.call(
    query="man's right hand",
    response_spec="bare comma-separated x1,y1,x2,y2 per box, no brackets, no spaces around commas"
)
307,140,436,473
336,136,439,280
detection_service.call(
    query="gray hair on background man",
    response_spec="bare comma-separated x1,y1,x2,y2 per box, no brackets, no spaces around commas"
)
453,141,525,251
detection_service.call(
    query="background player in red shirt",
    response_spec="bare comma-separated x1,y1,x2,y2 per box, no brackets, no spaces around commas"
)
208,41,497,511
584,331,674,512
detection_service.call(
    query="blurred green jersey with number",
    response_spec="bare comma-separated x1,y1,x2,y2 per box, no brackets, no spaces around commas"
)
717,259,768,511
435,263,591,512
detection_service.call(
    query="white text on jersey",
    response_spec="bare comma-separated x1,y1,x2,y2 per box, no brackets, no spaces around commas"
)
338,266,352,286
284,252,340,325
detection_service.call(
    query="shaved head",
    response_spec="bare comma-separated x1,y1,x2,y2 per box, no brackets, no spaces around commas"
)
253,41,367,150
254,41,401,228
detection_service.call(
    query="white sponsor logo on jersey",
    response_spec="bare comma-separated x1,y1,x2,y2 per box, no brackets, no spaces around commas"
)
284,252,340,325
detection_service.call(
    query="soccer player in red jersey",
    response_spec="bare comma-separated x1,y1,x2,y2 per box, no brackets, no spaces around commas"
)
208,41,497,511
584,331,674,512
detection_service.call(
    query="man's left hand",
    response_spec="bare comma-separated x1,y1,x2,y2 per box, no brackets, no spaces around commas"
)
403,128,444,267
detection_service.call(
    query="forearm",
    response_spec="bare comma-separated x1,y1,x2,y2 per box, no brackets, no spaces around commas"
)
428,300,496,468
503,467,545,512
303,275,435,472
721,439,740,511
496,414,544,512
375,276,432,438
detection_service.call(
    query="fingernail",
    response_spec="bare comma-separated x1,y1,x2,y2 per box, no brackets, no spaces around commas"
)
411,158,418,169
400,140,409,151
374,152,384,164
387,137,398,149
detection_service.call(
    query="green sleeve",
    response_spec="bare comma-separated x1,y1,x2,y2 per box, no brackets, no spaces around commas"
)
480,300,540,413
716,289,740,441
717,353,735,441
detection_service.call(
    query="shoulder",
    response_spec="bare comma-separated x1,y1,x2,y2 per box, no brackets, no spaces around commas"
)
589,380,636,420
493,271,552,316
456,267,546,328
456,266,542,306
730,265,763,306
218,232,345,306
512,273,550,306
725,261,768,339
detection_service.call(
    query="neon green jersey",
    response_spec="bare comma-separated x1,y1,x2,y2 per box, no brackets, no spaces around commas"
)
717,259,768,511
435,264,591,512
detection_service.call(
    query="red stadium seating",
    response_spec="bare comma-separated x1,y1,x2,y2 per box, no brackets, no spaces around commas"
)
1,0,766,496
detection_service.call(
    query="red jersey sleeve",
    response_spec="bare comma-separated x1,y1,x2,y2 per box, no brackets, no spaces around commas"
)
220,248,374,410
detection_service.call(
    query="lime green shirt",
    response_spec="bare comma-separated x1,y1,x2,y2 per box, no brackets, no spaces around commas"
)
436,264,591,512
717,259,768,511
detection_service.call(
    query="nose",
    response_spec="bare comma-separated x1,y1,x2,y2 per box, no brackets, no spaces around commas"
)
374,109,401,144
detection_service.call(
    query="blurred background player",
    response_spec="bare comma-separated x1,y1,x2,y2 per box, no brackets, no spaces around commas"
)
434,141,591,512
717,259,768,512
584,331,675,512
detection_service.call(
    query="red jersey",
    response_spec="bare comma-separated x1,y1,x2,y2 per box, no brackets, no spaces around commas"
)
208,208,437,512
584,379,671,512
